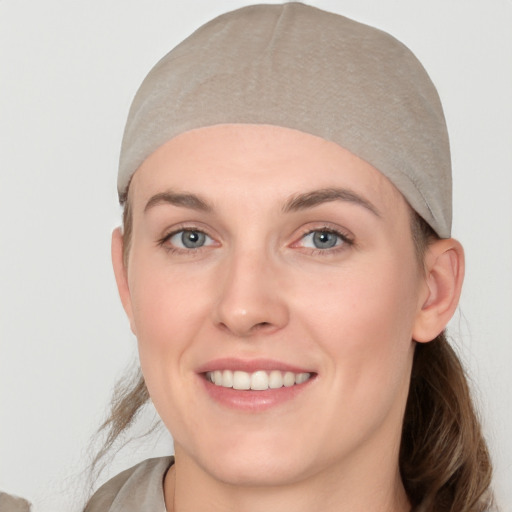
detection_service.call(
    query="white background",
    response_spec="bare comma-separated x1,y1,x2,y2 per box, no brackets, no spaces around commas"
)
1,1,511,510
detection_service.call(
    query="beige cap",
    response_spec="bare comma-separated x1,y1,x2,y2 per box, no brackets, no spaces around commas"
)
119,2,452,237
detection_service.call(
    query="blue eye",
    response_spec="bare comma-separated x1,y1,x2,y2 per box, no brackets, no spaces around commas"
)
168,230,214,249
301,230,345,249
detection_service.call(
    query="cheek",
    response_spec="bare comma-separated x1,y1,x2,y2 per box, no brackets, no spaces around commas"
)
126,254,203,391
296,254,420,400
303,253,418,329
129,254,204,342
126,257,212,434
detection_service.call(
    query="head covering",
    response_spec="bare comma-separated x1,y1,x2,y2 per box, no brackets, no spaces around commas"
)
118,2,452,237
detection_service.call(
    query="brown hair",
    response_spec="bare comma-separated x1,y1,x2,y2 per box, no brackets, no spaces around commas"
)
90,202,494,511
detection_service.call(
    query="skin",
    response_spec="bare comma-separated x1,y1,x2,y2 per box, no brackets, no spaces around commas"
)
112,124,464,512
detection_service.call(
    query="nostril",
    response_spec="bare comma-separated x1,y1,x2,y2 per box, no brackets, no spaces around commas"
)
254,322,271,329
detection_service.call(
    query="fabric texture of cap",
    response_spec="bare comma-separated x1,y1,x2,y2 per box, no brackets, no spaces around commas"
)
118,2,452,237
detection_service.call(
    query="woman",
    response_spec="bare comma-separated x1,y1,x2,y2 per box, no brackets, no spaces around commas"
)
85,3,494,511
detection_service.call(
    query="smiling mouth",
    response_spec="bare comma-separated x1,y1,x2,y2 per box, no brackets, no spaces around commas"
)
205,370,313,391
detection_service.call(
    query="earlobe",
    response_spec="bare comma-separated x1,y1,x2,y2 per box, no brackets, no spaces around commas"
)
413,238,465,343
111,227,137,335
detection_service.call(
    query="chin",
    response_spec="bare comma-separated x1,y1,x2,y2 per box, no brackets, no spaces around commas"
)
204,449,310,487
181,428,315,487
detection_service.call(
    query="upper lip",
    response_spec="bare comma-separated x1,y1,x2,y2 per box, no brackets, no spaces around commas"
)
196,357,314,375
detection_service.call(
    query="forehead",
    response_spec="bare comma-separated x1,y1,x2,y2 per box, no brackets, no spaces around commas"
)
129,124,406,214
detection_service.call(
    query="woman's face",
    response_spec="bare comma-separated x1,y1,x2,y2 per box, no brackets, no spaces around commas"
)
115,124,429,487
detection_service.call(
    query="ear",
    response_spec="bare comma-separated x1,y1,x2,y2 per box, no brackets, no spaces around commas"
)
111,227,137,335
412,238,465,343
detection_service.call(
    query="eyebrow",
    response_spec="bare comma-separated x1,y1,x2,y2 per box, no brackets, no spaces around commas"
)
143,187,380,217
282,187,381,217
144,191,212,213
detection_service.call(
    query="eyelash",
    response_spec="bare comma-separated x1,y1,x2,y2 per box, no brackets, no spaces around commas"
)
293,226,354,255
157,226,214,254
157,225,354,255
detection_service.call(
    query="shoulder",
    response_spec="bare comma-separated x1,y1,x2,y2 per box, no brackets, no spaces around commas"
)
84,456,174,512
0,492,32,512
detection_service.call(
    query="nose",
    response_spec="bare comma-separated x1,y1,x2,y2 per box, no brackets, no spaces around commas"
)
212,248,289,337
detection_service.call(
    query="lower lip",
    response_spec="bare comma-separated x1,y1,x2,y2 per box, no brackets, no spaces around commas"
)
200,375,315,412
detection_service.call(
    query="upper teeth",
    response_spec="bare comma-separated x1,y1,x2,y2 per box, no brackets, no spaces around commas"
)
206,370,311,390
